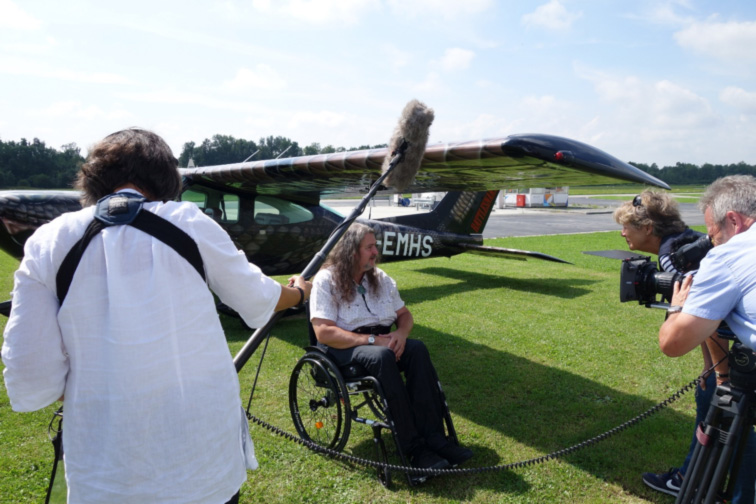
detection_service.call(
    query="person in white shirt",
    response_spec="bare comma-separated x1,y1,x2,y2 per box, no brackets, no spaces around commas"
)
2,128,311,504
309,222,472,470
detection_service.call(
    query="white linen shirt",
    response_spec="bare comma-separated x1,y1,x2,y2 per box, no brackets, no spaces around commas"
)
309,267,404,331
2,194,281,504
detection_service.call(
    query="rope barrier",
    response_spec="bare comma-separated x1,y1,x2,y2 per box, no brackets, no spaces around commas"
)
246,376,700,477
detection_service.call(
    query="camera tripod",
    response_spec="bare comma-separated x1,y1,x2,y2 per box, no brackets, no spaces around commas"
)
676,343,756,504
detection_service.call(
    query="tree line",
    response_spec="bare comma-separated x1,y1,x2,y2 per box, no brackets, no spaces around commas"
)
1,134,754,189
177,134,387,167
629,161,756,186
0,138,83,189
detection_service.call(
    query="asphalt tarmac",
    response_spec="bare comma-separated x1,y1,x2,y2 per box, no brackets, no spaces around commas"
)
327,196,706,239
482,197,705,239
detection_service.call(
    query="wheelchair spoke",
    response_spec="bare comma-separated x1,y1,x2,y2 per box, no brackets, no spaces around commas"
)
289,354,351,451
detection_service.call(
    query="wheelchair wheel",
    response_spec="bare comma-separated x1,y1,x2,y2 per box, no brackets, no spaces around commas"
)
289,352,351,452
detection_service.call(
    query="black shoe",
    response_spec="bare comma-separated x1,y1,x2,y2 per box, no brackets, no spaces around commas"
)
434,442,473,467
641,467,682,497
411,448,450,470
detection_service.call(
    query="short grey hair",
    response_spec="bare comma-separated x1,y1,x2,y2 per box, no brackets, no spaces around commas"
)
698,175,756,227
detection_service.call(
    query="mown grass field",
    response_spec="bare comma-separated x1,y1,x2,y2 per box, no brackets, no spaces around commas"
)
571,184,704,196
0,229,708,503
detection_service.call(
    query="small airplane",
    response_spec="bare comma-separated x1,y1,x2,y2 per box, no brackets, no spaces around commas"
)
0,134,669,278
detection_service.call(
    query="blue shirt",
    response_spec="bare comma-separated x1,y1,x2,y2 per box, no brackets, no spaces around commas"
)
683,225,756,350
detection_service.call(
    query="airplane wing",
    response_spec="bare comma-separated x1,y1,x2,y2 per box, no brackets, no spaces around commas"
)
180,133,669,195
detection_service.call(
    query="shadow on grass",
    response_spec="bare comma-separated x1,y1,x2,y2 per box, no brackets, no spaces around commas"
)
228,267,686,501
223,266,598,343
410,266,598,300
268,320,690,502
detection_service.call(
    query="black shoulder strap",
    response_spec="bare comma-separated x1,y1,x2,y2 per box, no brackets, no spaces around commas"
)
56,219,107,303
56,194,205,305
130,211,206,283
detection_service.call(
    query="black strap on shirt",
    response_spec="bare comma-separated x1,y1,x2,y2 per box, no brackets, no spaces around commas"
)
56,192,205,305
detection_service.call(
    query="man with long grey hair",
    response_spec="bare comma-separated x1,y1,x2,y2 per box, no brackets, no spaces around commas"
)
309,222,473,470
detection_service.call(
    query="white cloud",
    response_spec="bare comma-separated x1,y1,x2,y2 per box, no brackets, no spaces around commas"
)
281,0,380,24
380,44,413,72
651,80,713,127
0,57,130,84
521,0,582,31
251,0,271,12
386,0,494,21
289,110,347,129
413,72,444,94
223,65,287,91
116,90,262,115
1,36,58,56
675,20,756,62
30,101,133,122
571,65,737,164
585,69,714,128
0,0,42,30
634,0,695,26
720,86,756,114
439,48,475,72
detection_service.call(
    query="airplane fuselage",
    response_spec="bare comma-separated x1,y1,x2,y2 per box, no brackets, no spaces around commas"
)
0,184,482,277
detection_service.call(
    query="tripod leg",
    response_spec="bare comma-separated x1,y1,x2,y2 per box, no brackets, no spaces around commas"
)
704,394,751,503
676,385,753,504
677,406,723,504
721,420,753,501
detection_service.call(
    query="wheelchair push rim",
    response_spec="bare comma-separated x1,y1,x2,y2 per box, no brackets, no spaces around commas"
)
289,353,352,452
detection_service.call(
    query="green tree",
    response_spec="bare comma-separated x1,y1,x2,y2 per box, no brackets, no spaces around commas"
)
0,138,83,189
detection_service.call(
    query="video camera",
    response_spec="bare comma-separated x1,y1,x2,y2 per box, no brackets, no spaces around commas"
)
620,234,713,306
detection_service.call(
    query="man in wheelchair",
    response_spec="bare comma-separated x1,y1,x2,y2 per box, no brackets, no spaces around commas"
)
309,223,473,470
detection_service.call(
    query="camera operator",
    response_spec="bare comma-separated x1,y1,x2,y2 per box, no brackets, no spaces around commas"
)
659,175,756,502
614,190,730,497
1,129,312,504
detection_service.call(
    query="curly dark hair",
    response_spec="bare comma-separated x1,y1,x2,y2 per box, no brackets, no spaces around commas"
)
321,223,379,303
75,128,181,206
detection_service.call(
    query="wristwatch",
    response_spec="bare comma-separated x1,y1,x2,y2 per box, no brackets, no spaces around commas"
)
368,336,375,345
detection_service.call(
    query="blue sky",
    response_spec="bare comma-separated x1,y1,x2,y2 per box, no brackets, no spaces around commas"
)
1,0,755,167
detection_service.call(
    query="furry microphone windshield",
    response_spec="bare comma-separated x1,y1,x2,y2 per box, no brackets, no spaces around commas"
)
382,99,434,192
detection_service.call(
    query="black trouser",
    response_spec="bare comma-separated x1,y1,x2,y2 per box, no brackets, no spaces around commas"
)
325,339,445,454
225,490,240,504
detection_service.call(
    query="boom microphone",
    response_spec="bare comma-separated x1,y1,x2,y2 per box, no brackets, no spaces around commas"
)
234,99,434,372
382,99,434,191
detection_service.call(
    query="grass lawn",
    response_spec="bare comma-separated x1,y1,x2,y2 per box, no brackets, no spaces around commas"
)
0,230,707,503
571,184,705,197
588,195,701,204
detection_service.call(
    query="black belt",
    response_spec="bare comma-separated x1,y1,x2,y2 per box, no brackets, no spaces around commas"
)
353,325,392,335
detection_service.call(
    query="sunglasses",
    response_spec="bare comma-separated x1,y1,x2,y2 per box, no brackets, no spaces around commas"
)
633,195,643,207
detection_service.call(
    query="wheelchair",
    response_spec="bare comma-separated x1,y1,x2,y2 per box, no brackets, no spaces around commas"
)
288,325,460,487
